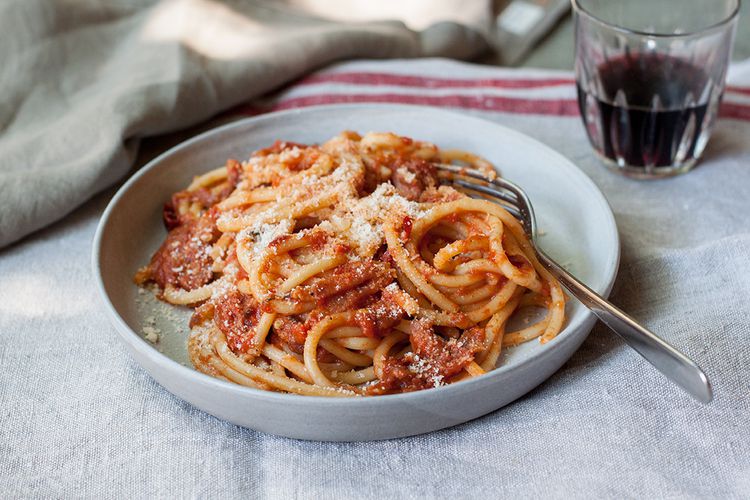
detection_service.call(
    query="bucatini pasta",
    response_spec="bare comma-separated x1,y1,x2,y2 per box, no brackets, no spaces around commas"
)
135,131,566,397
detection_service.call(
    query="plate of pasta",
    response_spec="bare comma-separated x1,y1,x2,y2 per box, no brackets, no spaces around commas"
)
93,104,619,441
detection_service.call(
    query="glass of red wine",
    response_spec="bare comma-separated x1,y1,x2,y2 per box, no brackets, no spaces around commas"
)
573,0,739,178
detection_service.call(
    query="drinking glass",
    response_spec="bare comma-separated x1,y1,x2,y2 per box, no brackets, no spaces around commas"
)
573,0,739,178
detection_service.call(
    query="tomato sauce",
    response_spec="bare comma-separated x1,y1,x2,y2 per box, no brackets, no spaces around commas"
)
213,290,264,354
367,319,484,394
146,211,219,291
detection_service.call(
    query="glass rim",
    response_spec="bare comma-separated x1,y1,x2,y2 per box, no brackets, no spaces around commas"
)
571,0,741,39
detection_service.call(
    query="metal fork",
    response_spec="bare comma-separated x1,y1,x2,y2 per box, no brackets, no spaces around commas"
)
436,164,712,403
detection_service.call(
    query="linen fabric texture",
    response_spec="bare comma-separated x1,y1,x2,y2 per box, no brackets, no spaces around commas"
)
0,0,492,247
2,57,750,497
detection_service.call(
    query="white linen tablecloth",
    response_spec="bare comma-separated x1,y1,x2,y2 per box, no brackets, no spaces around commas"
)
1,58,749,498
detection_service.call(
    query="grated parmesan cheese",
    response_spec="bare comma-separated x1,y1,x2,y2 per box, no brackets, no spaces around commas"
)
143,326,160,343
396,166,416,183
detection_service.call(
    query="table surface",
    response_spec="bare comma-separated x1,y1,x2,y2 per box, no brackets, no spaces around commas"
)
3,5,749,496
3,57,748,498
510,2,750,69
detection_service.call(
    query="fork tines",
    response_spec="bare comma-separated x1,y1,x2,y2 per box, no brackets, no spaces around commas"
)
434,163,534,235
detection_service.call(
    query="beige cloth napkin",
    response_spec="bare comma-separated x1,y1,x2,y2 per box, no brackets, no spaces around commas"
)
0,0,491,248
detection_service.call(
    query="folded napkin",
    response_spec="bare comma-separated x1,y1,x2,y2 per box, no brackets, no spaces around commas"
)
0,0,491,248
2,57,749,497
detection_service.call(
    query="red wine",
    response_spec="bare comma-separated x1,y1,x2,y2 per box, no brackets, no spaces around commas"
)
577,54,717,168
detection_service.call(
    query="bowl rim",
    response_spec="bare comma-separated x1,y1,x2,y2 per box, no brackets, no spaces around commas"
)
92,103,620,407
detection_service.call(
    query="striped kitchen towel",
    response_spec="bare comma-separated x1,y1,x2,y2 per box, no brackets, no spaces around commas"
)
232,58,750,121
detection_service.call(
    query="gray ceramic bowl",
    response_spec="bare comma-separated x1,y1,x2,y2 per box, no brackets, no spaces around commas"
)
93,104,619,441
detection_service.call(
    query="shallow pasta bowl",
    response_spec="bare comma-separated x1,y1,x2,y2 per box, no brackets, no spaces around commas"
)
93,104,619,441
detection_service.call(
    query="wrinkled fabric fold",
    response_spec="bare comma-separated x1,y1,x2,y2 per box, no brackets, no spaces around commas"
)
0,0,491,247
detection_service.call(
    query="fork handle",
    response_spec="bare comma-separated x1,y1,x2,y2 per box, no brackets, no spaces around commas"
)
536,251,712,403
